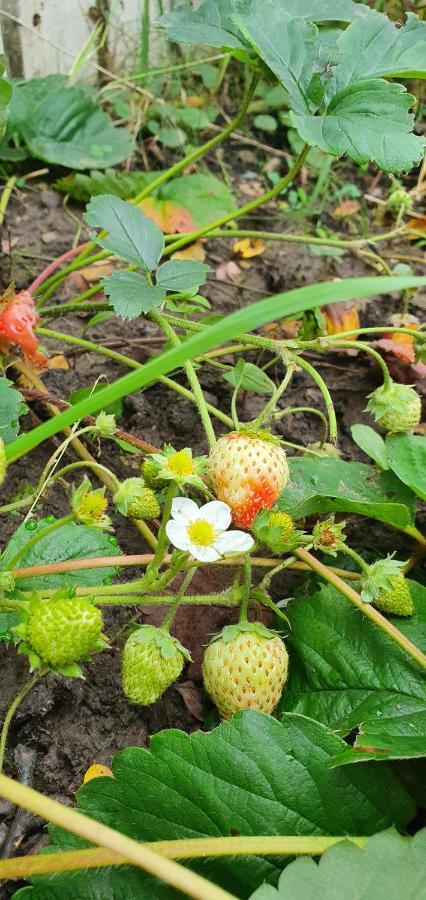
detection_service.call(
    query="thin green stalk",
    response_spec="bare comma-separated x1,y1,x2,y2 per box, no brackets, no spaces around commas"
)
133,72,260,204
39,301,110,319
296,548,426,670
151,484,177,571
115,52,228,84
161,569,196,630
92,591,237,607
239,556,252,624
140,0,150,71
164,145,310,256
0,672,46,774
36,326,232,428
324,340,391,387
343,546,371,576
0,175,17,225
7,514,74,570
288,353,338,442
165,226,404,251
251,362,295,429
151,310,216,447
274,406,328,444
35,251,110,303
259,555,297,594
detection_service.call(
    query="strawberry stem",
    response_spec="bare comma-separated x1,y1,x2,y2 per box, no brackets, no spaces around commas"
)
238,556,252,624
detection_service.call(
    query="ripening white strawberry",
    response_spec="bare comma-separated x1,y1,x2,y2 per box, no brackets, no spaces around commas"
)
208,430,289,528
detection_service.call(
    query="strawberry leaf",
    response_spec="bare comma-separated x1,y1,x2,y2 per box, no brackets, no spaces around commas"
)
101,271,164,320
385,433,426,501
84,194,164,270
0,376,26,444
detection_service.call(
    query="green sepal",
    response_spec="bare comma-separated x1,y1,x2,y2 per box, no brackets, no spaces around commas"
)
17,641,42,671
251,588,290,626
360,554,406,603
11,622,27,641
53,662,85,678
129,625,191,662
236,427,281,447
211,621,277,644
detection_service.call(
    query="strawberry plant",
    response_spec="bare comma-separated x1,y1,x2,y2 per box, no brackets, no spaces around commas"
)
0,0,425,896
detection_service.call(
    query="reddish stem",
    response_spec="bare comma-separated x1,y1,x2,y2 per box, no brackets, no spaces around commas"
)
28,243,91,295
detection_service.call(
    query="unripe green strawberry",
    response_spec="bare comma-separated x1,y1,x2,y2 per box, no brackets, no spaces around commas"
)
25,596,103,666
141,457,168,489
374,574,414,616
202,622,288,719
208,430,289,528
113,478,160,519
0,437,6,486
366,382,421,433
122,625,189,705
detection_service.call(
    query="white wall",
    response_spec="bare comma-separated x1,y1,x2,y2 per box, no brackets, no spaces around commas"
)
0,0,171,80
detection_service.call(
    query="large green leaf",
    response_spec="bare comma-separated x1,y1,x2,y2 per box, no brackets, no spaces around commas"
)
156,260,210,292
7,75,67,133
0,377,26,445
84,194,164,270
331,710,426,766
250,828,426,900
158,173,236,228
351,424,389,470
20,85,133,170
328,10,426,97
278,581,426,734
293,79,423,174
386,434,426,502
6,275,426,463
2,518,120,590
277,457,415,527
101,271,164,320
16,711,415,899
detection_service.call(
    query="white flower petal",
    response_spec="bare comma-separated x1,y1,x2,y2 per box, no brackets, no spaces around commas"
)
214,530,254,556
200,500,232,531
187,541,221,563
170,497,199,522
166,520,191,551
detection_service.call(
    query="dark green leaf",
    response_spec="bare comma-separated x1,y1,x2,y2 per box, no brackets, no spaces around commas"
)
2,518,120,590
156,260,210,292
19,711,416,899
158,0,247,51
20,86,133,170
223,360,274,393
101,271,164,320
386,433,426,501
277,457,415,527
351,424,389,470
250,829,426,900
55,169,157,202
331,710,426,765
158,173,236,227
278,581,426,734
0,377,26,444
293,79,423,174
7,75,67,133
84,194,164,269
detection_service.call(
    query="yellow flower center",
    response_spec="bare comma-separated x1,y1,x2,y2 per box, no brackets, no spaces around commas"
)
79,493,108,521
187,519,216,547
166,450,194,477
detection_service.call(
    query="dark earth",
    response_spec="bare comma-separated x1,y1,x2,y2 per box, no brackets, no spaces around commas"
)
0,170,425,890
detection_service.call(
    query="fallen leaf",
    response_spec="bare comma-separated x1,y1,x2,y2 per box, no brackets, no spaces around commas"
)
171,240,205,261
333,200,360,219
186,95,205,108
138,197,195,234
261,319,299,339
83,763,113,784
405,215,426,238
48,354,69,370
78,260,116,282
323,302,360,337
215,260,241,283
233,237,265,259
174,681,208,720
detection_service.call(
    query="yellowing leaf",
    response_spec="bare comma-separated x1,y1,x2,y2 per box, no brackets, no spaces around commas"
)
138,197,195,234
323,303,360,337
333,200,360,219
186,95,205,108
83,763,113,784
233,237,265,259
48,354,69,370
171,240,206,261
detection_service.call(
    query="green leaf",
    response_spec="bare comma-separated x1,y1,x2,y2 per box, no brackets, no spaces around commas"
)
18,711,415,899
223,360,274,393
158,0,247,51
386,433,426,501
293,79,423,174
2,518,121,590
0,377,26,444
232,11,318,114
249,828,426,900
7,75,67,133
84,194,164,269
253,114,277,133
20,85,133,170
351,424,389,470
331,710,426,765
154,125,187,148
158,173,236,228
101,271,164,320
278,581,426,734
6,275,426,462
156,260,210,292
329,10,426,96
277,457,415,527
55,168,157,202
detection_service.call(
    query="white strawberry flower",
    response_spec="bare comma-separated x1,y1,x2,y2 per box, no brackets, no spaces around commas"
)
165,497,254,563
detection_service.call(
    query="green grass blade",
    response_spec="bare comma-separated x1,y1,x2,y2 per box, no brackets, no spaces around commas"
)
6,275,426,462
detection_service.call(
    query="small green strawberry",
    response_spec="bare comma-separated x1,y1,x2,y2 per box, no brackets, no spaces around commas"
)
0,437,6,486
202,622,288,719
374,574,414,616
366,381,421,433
24,595,104,667
141,457,168,490
122,625,190,705
304,441,341,459
113,478,160,519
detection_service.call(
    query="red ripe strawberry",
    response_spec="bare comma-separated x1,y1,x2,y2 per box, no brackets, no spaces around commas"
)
208,430,289,528
0,286,47,368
